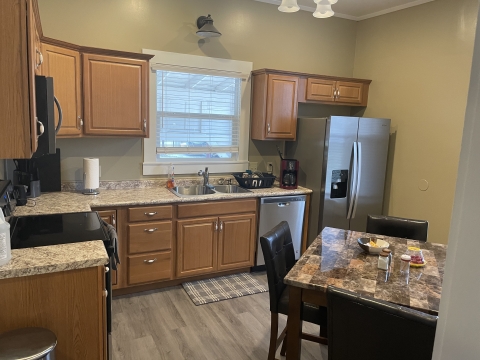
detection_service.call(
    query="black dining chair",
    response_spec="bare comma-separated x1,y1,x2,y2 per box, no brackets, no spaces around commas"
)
327,286,437,360
260,221,327,360
366,214,429,241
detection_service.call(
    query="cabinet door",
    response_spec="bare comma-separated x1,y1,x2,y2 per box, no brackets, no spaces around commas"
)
97,210,117,228
266,74,298,140
27,0,38,155
335,81,363,104
306,78,336,103
177,217,218,278
42,44,83,137
218,214,256,271
83,54,148,137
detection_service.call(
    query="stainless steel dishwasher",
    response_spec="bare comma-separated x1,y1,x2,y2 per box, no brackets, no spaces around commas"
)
256,195,306,266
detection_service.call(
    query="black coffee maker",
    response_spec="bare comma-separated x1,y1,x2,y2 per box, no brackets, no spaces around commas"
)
13,159,42,199
277,147,299,189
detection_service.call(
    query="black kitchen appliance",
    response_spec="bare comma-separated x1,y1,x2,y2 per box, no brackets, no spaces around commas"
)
34,75,62,158
9,212,118,360
0,180,16,219
280,159,299,189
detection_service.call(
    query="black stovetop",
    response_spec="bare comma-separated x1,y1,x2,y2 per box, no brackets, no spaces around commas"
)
9,212,108,249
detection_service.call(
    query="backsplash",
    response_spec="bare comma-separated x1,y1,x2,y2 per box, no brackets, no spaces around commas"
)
61,175,238,192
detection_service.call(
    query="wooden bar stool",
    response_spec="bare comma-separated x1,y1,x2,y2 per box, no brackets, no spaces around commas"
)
0,328,57,360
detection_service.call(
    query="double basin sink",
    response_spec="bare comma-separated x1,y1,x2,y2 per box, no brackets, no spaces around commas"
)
170,184,251,197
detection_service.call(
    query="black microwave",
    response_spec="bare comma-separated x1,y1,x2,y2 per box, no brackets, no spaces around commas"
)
33,75,62,158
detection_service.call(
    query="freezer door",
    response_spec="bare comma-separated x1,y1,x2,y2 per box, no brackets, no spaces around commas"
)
321,116,359,232
285,117,327,246
350,118,391,231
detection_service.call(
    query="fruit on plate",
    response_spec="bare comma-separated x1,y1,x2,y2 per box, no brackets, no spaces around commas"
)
410,255,425,265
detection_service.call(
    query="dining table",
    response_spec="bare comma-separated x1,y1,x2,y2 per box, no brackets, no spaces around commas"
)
283,227,448,360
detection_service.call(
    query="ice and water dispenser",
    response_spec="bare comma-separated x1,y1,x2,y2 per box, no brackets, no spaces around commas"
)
330,170,348,198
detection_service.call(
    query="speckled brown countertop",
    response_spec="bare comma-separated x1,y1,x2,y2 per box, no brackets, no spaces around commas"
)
284,227,447,313
4,181,311,280
0,241,108,280
14,184,312,216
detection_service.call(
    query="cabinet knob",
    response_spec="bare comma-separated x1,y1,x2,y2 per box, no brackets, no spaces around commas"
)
112,215,116,225
143,119,147,131
219,221,223,232
144,212,157,216
105,266,110,273
144,258,157,264
215,221,218,231
35,49,43,69
77,116,83,129
144,228,158,233
267,123,271,134
37,119,44,137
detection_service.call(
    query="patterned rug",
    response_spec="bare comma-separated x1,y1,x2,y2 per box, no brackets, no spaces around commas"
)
182,273,268,306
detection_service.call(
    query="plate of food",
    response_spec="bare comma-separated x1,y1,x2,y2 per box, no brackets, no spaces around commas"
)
357,237,390,254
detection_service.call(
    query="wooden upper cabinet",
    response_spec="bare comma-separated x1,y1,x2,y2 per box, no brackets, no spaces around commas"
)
27,0,39,155
251,73,299,141
305,78,368,106
217,214,256,271
335,81,363,104
83,54,148,137
42,44,83,137
306,78,336,103
176,217,218,278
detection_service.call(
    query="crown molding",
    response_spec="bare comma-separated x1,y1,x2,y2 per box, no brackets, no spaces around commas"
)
254,0,435,22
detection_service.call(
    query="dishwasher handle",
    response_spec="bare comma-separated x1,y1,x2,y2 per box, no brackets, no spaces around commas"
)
277,203,290,207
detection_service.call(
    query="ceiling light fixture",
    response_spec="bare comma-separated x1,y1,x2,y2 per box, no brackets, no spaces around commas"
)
278,0,300,13
277,0,337,18
313,0,335,18
196,14,222,37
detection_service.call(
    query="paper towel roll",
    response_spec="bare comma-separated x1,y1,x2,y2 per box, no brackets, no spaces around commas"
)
84,158,100,190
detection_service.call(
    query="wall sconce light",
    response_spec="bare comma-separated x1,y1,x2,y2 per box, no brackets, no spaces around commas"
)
196,14,222,37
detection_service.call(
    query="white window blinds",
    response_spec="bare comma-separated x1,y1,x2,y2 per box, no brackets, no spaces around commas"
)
156,70,241,160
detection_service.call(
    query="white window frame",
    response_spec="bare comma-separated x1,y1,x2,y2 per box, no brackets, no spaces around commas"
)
142,49,253,175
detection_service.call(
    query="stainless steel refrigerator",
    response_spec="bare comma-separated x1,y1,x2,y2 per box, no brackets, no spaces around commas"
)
285,116,390,246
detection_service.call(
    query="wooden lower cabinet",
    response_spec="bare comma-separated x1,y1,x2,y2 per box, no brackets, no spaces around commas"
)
176,217,218,278
0,266,106,359
218,214,256,271
127,252,172,285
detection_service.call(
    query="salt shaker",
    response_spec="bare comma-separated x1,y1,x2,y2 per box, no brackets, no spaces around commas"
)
378,251,389,270
400,254,411,275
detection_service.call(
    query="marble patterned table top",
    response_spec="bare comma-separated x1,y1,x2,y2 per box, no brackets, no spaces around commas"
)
284,227,447,313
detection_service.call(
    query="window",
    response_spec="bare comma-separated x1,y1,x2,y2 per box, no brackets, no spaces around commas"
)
143,50,252,175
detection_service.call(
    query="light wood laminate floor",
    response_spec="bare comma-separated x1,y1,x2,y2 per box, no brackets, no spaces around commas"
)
112,272,327,360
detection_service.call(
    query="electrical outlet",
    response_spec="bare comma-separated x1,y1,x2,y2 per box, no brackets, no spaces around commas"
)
266,162,274,174
249,162,258,172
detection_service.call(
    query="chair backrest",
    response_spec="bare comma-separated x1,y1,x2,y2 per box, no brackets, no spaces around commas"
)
260,221,296,314
366,214,429,241
327,286,437,360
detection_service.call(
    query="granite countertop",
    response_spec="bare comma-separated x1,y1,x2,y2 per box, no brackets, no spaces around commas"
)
0,241,108,280
284,227,447,313
14,184,312,217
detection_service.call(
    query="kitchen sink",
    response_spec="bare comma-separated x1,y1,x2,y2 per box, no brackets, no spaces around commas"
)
213,185,251,194
169,184,251,197
170,185,216,197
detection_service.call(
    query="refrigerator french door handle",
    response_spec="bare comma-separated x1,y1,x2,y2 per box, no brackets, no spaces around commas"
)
347,142,358,219
352,142,362,218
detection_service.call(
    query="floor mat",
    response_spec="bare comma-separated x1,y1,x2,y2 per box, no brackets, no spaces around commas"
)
182,273,268,305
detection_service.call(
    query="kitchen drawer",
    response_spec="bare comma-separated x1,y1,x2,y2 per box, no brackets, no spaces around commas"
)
128,221,172,254
128,205,173,222
127,252,172,285
177,199,257,219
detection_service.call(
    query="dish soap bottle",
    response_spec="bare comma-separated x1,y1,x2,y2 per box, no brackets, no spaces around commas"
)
0,210,11,266
167,164,176,189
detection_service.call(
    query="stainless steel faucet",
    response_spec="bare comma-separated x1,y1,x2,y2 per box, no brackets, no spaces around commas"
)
198,167,211,187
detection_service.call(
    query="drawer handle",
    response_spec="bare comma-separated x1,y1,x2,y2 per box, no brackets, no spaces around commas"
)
144,228,158,233
145,212,157,216
144,258,157,264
